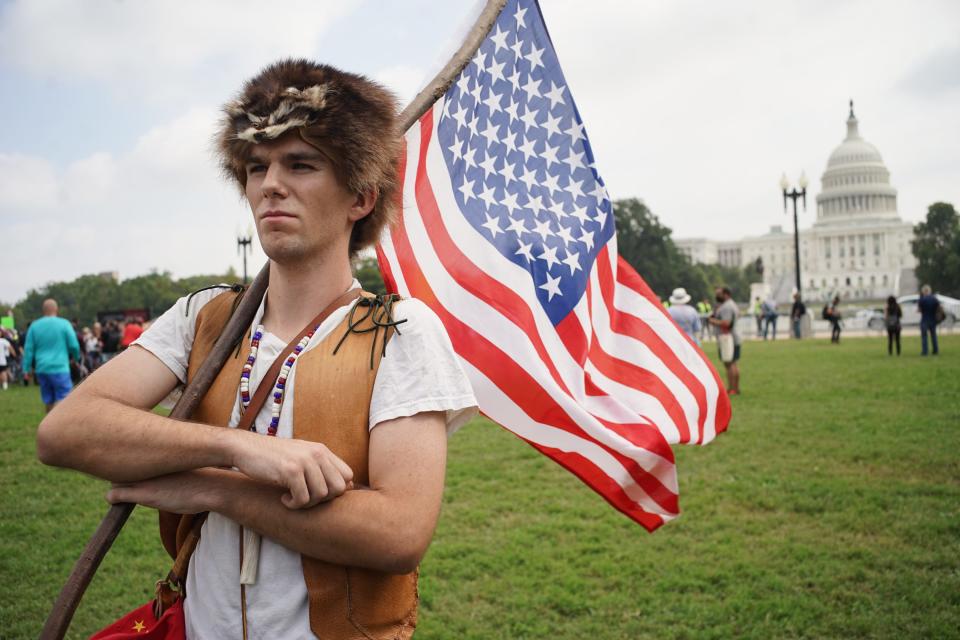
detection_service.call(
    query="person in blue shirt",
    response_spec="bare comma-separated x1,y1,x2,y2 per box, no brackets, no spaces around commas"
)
667,287,702,345
917,284,940,356
23,298,80,412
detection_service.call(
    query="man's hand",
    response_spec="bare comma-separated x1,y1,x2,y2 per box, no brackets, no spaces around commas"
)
229,432,354,509
104,439,356,513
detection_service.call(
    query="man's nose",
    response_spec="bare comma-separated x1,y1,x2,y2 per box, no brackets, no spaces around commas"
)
261,163,287,198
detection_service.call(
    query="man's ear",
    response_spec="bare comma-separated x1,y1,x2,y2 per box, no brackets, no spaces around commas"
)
348,188,377,222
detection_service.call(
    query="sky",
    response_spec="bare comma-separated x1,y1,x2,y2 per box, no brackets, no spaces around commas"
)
1,0,958,304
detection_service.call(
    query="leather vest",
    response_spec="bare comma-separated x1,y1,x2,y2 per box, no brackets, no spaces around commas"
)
159,290,418,639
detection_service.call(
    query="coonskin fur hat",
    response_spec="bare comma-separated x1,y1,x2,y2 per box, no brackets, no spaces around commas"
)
217,59,401,257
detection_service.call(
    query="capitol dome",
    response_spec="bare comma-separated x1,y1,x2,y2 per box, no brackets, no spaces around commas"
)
815,102,899,226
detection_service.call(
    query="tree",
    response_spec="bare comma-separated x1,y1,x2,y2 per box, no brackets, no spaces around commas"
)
13,269,240,327
911,202,960,297
612,198,757,304
613,198,691,300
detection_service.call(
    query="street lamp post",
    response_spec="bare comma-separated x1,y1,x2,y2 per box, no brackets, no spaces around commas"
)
237,225,254,284
780,171,808,299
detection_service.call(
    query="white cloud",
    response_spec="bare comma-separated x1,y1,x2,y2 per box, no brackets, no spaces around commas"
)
0,0,360,103
62,152,118,206
0,154,60,209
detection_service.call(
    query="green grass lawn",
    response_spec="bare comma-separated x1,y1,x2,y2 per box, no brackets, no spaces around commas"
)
2,335,958,639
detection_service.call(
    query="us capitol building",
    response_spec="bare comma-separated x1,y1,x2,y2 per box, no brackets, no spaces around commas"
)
676,103,916,302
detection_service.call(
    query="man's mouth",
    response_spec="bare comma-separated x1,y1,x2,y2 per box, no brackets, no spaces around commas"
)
261,210,296,220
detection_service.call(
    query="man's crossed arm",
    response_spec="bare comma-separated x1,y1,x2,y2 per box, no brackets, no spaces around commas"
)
37,345,447,574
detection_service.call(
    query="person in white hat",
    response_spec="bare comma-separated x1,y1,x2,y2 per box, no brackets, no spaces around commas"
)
667,287,701,345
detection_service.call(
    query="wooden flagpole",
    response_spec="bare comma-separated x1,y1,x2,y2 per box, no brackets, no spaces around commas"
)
39,1,506,636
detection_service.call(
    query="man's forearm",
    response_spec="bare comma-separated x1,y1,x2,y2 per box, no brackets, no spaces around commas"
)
115,467,435,574
37,396,239,482
218,472,431,573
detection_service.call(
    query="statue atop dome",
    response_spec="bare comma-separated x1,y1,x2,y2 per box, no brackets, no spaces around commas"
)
846,99,860,139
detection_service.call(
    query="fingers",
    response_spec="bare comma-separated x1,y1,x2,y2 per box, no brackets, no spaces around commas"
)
278,446,353,509
282,468,310,509
237,437,355,509
301,462,329,508
329,455,354,485
316,455,346,503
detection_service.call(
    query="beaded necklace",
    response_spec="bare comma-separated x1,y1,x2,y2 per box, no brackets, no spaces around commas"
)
238,323,320,435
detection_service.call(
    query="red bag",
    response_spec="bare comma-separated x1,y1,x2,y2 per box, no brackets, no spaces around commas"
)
89,515,204,640
89,598,184,639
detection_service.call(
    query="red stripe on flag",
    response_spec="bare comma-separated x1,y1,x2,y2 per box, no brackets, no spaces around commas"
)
555,308,589,366
375,142,406,296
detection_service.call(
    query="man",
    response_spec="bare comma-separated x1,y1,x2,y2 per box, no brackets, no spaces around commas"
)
23,298,80,412
0,329,13,390
761,296,777,340
917,284,940,356
37,60,477,639
708,286,740,395
826,295,842,343
790,293,806,339
667,287,701,345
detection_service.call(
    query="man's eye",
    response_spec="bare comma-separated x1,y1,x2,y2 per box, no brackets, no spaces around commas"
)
247,164,266,174
292,162,315,171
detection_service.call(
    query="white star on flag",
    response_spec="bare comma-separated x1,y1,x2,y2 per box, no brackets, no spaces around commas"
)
538,273,562,300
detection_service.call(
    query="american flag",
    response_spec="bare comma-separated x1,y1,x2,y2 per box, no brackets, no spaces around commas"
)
377,0,730,530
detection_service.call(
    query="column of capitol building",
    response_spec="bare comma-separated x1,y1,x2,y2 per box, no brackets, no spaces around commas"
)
676,102,916,304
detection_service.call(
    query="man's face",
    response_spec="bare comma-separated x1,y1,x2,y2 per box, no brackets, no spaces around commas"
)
243,134,372,264
715,288,726,303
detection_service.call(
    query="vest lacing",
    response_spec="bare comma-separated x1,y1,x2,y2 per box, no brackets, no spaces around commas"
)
333,293,407,369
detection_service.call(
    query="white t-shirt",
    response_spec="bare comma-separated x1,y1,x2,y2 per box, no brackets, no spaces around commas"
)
0,337,11,366
134,283,477,639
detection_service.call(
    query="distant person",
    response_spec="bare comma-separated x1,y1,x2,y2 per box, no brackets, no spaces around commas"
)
667,287,702,345
884,295,902,356
0,330,13,390
917,284,940,356
825,295,842,343
101,320,121,362
22,298,80,412
119,317,143,351
752,296,763,337
83,326,103,372
708,286,741,395
697,298,712,342
761,296,778,340
790,293,806,339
